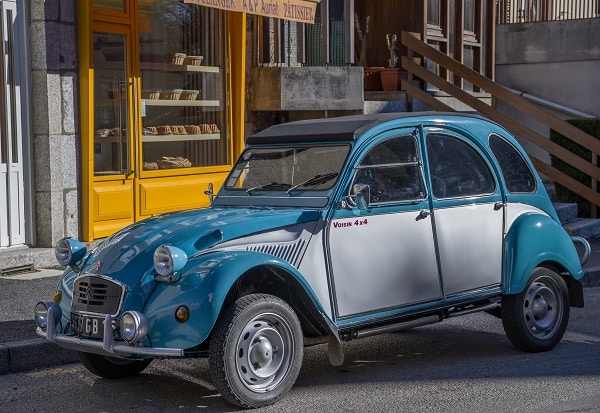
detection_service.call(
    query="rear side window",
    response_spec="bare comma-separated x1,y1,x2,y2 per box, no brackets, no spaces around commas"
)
489,134,536,193
426,133,496,199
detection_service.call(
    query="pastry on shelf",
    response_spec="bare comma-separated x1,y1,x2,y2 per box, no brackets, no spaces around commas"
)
172,125,187,135
170,53,186,65
184,125,201,134
96,128,111,137
210,124,220,133
142,90,160,99
184,55,203,66
156,156,192,169
160,89,182,100
157,125,173,135
200,124,212,134
145,126,158,135
180,90,199,100
143,161,158,170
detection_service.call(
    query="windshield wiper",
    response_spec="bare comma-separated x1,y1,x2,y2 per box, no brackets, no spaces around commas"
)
246,182,292,194
286,172,339,195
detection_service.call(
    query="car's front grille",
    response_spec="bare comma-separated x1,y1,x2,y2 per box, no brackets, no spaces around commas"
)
72,275,124,315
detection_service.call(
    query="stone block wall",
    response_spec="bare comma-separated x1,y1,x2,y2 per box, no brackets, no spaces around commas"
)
29,0,80,247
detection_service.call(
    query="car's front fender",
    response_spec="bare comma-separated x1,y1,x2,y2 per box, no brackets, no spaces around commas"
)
142,250,325,350
504,212,584,294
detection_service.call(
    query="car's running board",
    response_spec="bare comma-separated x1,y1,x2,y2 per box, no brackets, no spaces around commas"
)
353,314,442,339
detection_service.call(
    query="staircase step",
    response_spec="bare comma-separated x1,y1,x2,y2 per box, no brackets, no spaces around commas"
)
562,218,600,239
554,202,579,224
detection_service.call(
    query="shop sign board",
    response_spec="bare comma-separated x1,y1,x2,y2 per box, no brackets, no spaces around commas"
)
184,0,317,24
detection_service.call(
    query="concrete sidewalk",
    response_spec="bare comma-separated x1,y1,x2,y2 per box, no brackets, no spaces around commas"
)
2,240,600,375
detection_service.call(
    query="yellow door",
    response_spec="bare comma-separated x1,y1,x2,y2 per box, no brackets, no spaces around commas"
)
87,25,137,240
80,2,245,242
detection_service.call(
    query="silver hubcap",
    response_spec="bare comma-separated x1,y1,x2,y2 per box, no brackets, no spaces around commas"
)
522,278,562,339
235,313,294,393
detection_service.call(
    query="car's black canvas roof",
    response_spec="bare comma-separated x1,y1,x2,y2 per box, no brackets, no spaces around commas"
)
246,112,475,144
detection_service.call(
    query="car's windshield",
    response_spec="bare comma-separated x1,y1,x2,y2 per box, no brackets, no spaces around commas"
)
224,145,350,194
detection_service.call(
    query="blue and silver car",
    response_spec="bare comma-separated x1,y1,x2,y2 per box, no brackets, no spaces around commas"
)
35,113,589,408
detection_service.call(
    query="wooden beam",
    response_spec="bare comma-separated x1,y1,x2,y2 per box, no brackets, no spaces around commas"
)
401,31,600,155
402,56,600,183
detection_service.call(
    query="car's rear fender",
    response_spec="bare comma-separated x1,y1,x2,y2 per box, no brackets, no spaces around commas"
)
504,212,584,296
142,251,331,350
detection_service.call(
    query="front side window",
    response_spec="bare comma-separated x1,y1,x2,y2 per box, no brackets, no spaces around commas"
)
426,133,495,198
489,134,536,193
225,145,350,193
351,135,425,204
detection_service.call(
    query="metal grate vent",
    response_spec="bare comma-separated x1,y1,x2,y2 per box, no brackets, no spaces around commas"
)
72,275,124,315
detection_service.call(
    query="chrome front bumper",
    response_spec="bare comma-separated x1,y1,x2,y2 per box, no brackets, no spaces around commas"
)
37,306,185,359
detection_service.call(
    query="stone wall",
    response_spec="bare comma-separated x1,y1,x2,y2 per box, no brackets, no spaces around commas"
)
29,0,79,247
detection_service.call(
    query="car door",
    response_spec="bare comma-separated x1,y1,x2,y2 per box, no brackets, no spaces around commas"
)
425,129,504,296
328,131,442,318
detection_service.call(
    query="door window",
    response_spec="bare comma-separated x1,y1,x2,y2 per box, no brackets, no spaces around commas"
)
426,133,495,198
351,135,425,203
93,32,130,176
489,134,536,193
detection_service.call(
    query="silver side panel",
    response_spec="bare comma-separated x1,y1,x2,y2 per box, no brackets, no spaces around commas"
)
296,222,334,319
505,203,549,228
328,210,441,317
434,202,503,295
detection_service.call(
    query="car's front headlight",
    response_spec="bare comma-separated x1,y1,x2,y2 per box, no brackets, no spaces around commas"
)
34,301,62,331
120,311,149,344
55,237,87,267
153,245,188,280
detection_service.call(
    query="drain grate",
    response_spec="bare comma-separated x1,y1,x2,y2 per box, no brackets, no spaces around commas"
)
0,264,38,276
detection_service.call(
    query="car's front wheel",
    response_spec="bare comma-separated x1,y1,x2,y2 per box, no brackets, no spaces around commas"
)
209,294,304,408
78,352,152,378
502,267,569,352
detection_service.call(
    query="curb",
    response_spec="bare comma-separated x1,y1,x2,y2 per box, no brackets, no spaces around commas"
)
0,338,78,375
583,266,600,287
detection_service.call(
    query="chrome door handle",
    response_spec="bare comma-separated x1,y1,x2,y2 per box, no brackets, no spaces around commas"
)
417,210,431,220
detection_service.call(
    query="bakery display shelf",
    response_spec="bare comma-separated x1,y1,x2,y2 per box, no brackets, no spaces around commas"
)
94,135,123,143
141,62,220,73
142,133,220,142
143,99,220,107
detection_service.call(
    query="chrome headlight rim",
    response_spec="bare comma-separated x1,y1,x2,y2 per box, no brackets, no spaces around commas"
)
120,311,149,344
55,238,87,267
153,245,188,277
34,301,62,331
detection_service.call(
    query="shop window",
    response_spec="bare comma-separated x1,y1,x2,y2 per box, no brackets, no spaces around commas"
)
138,2,228,172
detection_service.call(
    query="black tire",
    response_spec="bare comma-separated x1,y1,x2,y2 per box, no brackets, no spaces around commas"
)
79,352,152,378
208,294,304,408
501,267,570,352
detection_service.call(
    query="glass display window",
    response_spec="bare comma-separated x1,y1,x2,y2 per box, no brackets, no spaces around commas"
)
137,2,229,173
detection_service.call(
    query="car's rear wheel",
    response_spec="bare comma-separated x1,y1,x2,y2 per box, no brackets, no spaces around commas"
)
79,352,152,378
501,267,569,352
209,294,304,408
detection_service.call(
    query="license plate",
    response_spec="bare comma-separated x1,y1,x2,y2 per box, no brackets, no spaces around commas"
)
71,313,105,338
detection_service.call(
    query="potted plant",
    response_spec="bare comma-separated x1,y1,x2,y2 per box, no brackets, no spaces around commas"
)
356,14,382,91
380,33,402,91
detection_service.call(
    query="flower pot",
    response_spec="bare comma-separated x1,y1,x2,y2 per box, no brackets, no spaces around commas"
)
379,68,402,91
363,67,383,91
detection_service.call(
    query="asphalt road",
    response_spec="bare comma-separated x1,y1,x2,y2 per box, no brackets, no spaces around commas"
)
1,287,599,413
